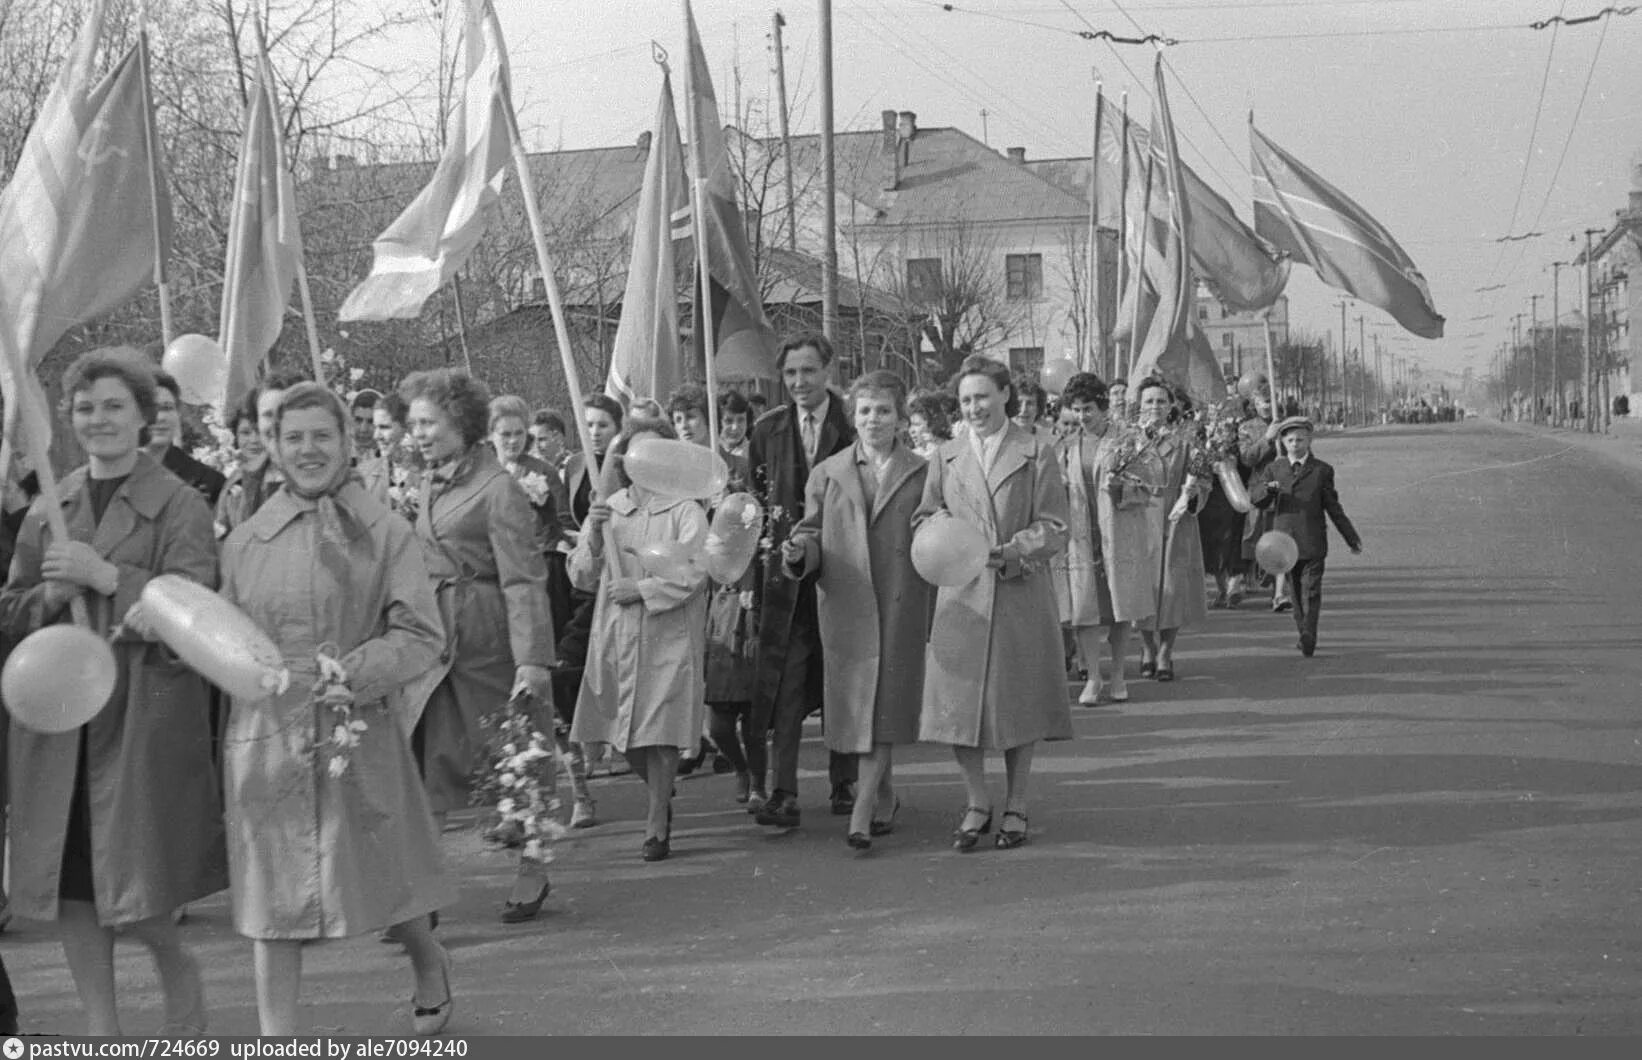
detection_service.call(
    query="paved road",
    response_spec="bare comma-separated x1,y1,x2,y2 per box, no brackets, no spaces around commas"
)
6,419,1641,1035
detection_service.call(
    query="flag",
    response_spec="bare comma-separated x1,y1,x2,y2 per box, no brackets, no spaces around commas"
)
683,1,776,383
606,71,689,404
0,0,172,450
1096,95,1286,314
1251,122,1444,339
338,0,511,321
1127,57,1225,403
220,22,303,417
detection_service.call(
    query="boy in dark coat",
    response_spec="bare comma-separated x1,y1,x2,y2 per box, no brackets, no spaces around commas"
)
1252,417,1363,656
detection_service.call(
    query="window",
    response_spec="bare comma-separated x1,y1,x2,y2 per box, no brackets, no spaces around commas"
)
1008,347,1045,375
905,258,942,304
1198,305,1209,321
1005,253,1043,301
1221,333,1234,348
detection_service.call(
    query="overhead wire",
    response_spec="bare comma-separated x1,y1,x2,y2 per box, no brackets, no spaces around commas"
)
1484,0,1564,288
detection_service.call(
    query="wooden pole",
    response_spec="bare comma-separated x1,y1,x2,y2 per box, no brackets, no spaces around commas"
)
1124,149,1155,385
135,14,173,346
1115,91,1129,384
1262,310,1279,422
772,11,798,252
1086,79,1103,376
819,0,838,343
683,1,721,449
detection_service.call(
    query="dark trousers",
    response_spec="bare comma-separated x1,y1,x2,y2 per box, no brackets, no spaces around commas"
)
1290,556,1326,644
708,703,767,784
761,609,856,800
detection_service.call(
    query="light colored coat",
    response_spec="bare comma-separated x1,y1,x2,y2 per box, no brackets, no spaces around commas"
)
0,453,226,925
1093,427,1164,624
915,424,1072,750
219,484,454,939
1052,429,1115,628
787,442,932,753
569,489,709,752
1141,428,1209,632
400,445,553,813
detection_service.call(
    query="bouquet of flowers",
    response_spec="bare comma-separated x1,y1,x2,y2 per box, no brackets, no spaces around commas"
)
470,696,567,864
1201,402,1245,463
314,648,366,779
509,464,553,508
1100,429,1154,510
189,405,240,479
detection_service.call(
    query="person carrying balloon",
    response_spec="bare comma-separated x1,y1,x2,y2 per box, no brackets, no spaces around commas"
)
203,382,456,1035
781,371,933,851
1251,417,1363,657
915,355,1071,852
570,416,711,862
0,348,224,1035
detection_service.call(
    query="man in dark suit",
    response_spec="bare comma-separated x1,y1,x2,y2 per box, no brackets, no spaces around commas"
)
748,332,858,827
1253,417,1363,657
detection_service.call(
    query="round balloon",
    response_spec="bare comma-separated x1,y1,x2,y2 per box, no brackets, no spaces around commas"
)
1255,530,1300,574
636,540,702,582
1235,371,1268,398
911,514,992,587
700,493,764,585
1,625,119,734
161,334,227,406
622,438,729,501
140,575,288,700
1040,357,1077,397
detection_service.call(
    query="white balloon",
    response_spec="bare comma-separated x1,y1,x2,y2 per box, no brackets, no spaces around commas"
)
161,334,226,406
140,575,289,700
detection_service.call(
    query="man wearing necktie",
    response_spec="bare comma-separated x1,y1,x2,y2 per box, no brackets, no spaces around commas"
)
1253,417,1363,657
747,333,859,827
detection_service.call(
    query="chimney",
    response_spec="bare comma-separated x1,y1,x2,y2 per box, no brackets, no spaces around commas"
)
881,109,902,192
636,131,652,155
1006,146,1026,164
897,110,916,169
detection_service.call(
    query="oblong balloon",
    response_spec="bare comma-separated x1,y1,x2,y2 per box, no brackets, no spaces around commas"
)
1040,357,1077,397
635,540,702,582
141,575,288,700
1255,530,1299,574
1,625,118,734
1214,459,1253,513
701,493,763,585
161,334,227,406
622,438,728,500
911,514,992,587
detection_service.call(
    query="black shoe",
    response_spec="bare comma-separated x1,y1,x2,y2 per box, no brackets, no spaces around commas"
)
641,836,671,861
830,782,856,816
1139,659,1157,679
994,810,1029,850
1299,635,1316,657
952,806,993,852
846,831,871,851
1155,664,1175,682
755,791,801,828
677,754,701,776
712,753,735,775
500,880,550,924
869,796,901,837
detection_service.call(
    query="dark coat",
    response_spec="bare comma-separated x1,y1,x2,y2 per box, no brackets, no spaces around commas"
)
160,444,227,509
1253,456,1361,560
746,396,854,709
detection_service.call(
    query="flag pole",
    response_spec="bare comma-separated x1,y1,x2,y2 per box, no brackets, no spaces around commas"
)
1125,149,1156,386
1086,77,1103,376
682,1,720,450
1261,308,1279,421
1116,91,1129,385
135,8,173,346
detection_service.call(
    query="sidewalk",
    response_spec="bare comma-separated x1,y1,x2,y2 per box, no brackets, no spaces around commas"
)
1488,415,1642,476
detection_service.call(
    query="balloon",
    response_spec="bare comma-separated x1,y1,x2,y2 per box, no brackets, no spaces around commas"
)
622,438,728,500
1235,371,1267,398
161,334,227,406
636,540,703,582
1040,357,1077,397
1255,530,1299,575
1,625,118,734
911,514,992,587
140,575,289,700
700,492,764,585
1214,459,1254,513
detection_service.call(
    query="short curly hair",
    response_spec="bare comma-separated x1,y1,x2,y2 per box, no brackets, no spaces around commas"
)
61,346,159,427
1061,372,1109,411
846,370,908,421
666,383,709,419
400,369,492,448
908,389,958,441
950,355,1019,419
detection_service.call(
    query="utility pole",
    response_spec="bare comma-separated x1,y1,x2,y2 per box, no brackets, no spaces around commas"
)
1356,314,1366,426
771,12,798,251
979,108,989,146
1512,313,1524,416
1550,260,1568,425
1529,293,1541,424
819,0,838,343
1337,298,1350,425
1374,333,1383,424
1582,228,1601,433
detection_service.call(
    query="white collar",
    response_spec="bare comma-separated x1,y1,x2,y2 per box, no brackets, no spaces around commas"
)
798,393,830,427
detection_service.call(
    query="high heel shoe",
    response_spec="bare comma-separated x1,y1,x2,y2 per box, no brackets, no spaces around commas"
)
994,810,1030,850
869,796,901,838
952,806,993,853
411,946,454,1036
500,877,551,923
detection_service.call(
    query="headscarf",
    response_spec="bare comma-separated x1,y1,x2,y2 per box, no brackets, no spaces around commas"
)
272,383,369,561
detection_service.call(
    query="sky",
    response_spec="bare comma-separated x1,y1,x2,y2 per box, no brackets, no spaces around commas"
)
375,0,1641,382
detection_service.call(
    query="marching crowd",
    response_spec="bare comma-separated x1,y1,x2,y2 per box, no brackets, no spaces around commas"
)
0,330,1364,1037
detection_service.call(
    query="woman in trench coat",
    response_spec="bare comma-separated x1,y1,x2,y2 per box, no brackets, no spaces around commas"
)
916,356,1070,852
571,418,710,863
783,372,931,850
0,348,224,1035
1133,378,1210,681
212,383,456,1035
397,370,556,925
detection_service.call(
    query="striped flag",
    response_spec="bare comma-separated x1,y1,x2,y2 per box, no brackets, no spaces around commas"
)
1251,122,1443,339
0,0,172,449
338,0,511,321
220,21,303,417
606,71,690,405
683,1,776,383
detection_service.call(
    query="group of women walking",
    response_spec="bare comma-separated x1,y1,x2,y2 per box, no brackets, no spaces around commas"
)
0,339,1243,1037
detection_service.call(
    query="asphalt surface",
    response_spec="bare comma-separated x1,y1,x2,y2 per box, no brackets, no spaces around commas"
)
5,418,1641,1035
